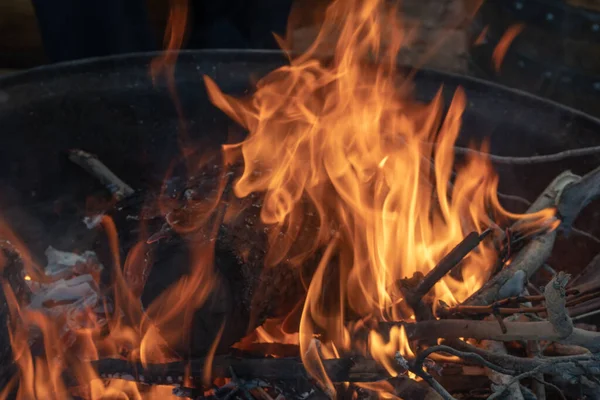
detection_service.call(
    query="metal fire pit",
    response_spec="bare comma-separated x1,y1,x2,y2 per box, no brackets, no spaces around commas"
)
0,49,599,384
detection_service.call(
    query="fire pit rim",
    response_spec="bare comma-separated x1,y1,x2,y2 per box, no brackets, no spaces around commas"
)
0,48,599,128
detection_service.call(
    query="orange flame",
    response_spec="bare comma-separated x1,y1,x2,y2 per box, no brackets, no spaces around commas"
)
369,325,413,377
0,202,220,399
492,24,524,73
0,1,556,399
204,0,554,392
150,0,192,154
150,0,190,82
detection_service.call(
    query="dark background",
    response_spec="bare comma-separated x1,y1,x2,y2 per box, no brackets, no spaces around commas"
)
0,0,599,116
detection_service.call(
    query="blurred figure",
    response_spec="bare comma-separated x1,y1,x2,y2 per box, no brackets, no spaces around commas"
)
32,0,294,63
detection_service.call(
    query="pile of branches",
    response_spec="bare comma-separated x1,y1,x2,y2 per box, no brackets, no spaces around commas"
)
84,152,600,400
4,148,600,400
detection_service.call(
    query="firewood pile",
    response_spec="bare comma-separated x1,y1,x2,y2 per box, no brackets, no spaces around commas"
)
2,145,600,400
3,1,600,400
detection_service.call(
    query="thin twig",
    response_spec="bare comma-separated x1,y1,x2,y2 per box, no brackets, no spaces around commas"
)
483,340,524,400
410,368,457,400
570,253,600,289
527,340,546,400
413,345,515,376
376,319,600,351
447,339,599,376
439,289,581,316
571,227,600,244
406,230,491,320
486,365,545,400
572,309,600,322
494,191,600,243
496,192,531,207
68,149,135,201
64,356,391,387
439,288,599,317
532,377,566,400
454,145,600,165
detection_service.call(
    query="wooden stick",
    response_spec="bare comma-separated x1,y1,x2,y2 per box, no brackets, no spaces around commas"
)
68,149,135,201
527,340,546,400
481,340,524,400
422,341,599,378
413,231,490,302
404,230,490,320
65,356,391,387
438,288,598,317
376,320,600,352
462,171,580,307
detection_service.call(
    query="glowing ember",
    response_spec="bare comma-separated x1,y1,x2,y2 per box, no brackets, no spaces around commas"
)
0,0,557,399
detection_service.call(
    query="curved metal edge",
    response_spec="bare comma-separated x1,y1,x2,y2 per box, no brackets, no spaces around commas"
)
0,49,288,86
1,48,600,128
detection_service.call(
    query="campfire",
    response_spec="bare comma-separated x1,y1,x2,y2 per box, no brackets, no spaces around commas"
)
2,0,600,399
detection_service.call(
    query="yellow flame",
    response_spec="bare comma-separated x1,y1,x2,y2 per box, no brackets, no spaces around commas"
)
0,0,557,399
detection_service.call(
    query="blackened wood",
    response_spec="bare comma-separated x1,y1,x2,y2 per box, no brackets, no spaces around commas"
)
123,163,313,357
65,356,390,387
413,231,488,302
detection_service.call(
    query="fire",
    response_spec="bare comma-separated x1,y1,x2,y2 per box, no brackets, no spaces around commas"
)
0,0,556,399
204,0,553,392
369,325,413,377
492,24,524,73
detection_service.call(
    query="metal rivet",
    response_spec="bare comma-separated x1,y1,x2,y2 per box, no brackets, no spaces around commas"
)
517,60,525,67
593,24,600,32
546,13,554,21
544,71,552,78
515,1,523,9
593,82,600,90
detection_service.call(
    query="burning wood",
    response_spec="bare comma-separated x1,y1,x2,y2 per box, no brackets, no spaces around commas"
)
3,0,600,399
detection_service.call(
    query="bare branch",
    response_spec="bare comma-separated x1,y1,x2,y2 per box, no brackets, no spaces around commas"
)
438,287,589,317
571,227,600,244
446,339,600,376
482,340,524,400
463,171,580,307
378,320,600,352
410,368,457,400
487,365,545,400
413,345,515,376
532,377,565,400
405,230,490,320
454,145,600,165
65,356,391,387
545,272,573,339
